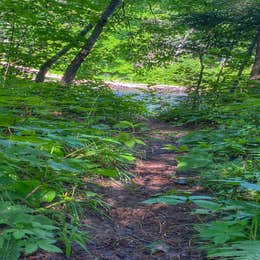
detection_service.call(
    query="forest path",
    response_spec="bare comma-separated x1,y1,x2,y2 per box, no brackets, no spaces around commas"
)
68,120,204,260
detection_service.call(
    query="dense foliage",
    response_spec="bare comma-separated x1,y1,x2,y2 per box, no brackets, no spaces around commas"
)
145,84,260,259
1,0,259,85
0,0,259,259
0,78,146,258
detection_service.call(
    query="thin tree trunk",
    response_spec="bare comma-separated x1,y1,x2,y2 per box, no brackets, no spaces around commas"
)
61,0,121,84
35,24,92,83
196,52,205,95
250,29,260,80
216,57,228,83
237,33,258,79
174,30,193,57
2,23,15,87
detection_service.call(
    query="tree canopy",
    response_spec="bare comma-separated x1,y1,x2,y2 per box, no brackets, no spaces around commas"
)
1,0,259,84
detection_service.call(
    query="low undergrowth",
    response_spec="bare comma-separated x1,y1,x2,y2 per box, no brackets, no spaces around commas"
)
0,78,147,259
145,83,260,259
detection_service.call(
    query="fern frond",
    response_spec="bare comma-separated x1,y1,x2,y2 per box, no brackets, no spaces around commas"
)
208,240,260,260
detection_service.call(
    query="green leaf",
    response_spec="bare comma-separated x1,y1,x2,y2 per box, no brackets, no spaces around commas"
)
38,241,62,253
192,208,211,215
208,240,260,259
47,160,79,172
94,168,118,177
24,243,38,255
192,200,221,211
163,144,189,152
196,221,246,245
240,181,260,192
177,150,213,171
143,195,187,205
113,121,134,130
13,230,26,239
41,190,56,203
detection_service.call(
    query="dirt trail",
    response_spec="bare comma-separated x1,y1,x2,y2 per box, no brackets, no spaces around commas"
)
67,121,204,260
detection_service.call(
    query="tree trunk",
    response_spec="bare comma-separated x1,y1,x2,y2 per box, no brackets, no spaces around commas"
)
216,57,228,83
237,33,257,80
61,0,121,85
35,24,92,83
250,30,260,80
196,52,205,95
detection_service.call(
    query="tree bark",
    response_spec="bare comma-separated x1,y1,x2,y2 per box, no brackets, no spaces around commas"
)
237,33,257,80
250,29,260,80
216,57,228,83
61,0,121,85
196,52,205,94
35,24,92,83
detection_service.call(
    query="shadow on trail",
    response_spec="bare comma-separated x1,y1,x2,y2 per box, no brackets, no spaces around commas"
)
66,121,205,260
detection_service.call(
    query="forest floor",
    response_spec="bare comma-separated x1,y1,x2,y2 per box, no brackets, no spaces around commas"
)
44,120,205,260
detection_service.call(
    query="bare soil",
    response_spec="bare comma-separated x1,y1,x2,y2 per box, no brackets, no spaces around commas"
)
24,121,205,260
